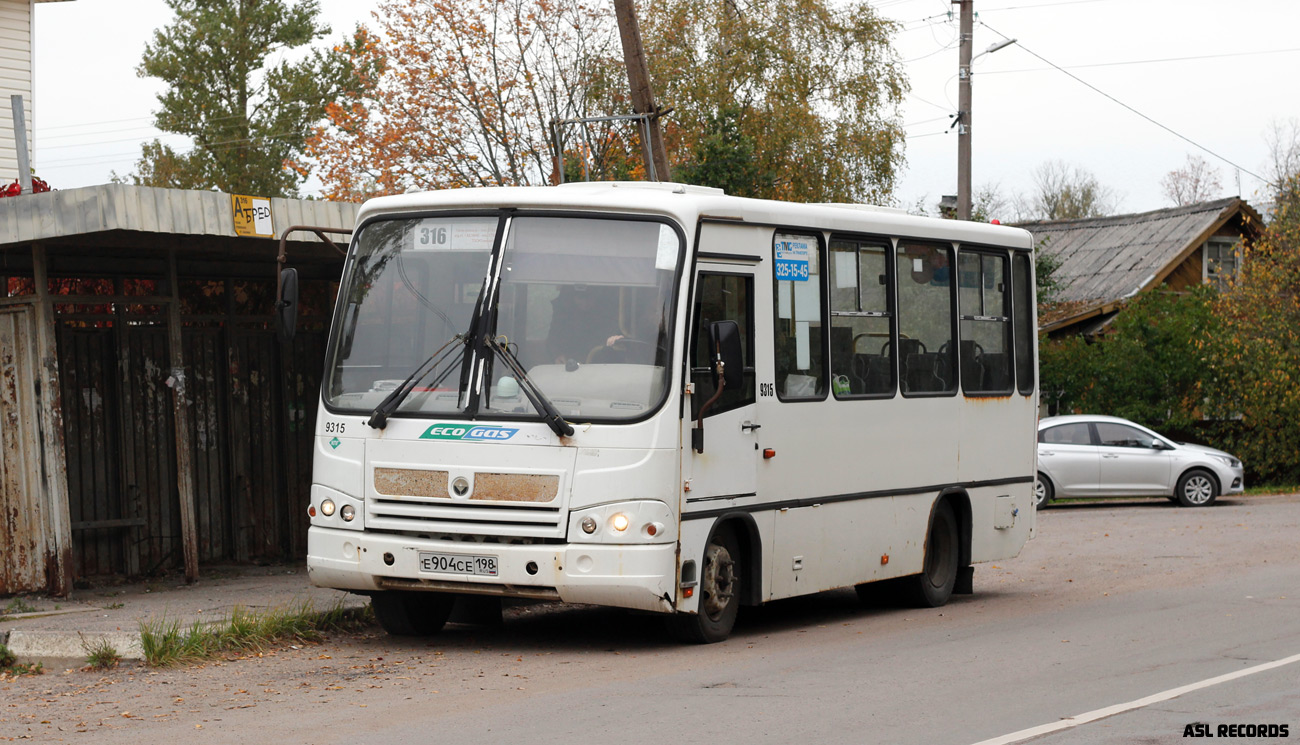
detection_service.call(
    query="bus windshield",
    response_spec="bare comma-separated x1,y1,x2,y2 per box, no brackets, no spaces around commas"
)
324,213,682,422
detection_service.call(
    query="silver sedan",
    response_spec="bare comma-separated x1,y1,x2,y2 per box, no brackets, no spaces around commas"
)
1035,415,1244,508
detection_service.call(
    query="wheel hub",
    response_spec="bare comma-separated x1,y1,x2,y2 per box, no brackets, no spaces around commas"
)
1185,476,1213,504
700,543,736,620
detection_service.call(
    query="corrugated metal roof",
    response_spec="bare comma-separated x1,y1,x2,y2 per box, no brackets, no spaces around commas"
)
0,184,359,248
1015,197,1256,308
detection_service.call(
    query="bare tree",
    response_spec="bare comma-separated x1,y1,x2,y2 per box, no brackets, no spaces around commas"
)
1019,160,1118,221
1265,118,1300,192
1160,154,1223,206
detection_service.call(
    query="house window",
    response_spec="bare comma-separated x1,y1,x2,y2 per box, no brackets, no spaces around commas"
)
1204,237,1240,291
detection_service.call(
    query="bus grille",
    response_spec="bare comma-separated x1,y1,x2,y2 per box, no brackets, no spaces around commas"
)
368,468,567,539
366,498,565,539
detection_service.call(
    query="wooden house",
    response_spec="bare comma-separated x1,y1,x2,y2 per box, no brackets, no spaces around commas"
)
1017,197,1264,337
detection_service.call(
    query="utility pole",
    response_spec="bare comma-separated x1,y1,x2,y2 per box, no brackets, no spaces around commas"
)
613,0,671,181
955,0,973,220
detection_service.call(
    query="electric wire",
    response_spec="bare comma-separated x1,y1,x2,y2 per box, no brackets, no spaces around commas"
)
981,21,1268,183
981,46,1300,75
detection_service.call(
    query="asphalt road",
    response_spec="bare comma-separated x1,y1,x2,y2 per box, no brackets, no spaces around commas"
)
4,494,1298,744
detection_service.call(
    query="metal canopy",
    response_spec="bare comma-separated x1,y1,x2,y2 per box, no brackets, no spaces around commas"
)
0,184,359,276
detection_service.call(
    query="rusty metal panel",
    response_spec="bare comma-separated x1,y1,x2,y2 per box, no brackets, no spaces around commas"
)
472,473,560,503
225,330,287,561
375,468,450,498
282,331,326,557
374,468,559,503
182,327,231,563
57,325,127,578
119,325,178,574
0,306,54,594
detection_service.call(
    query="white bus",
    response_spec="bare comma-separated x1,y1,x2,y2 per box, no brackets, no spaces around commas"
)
292,182,1037,643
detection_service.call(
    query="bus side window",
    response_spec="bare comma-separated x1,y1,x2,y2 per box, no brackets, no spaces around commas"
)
957,249,1013,395
690,273,755,419
1012,252,1035,395
828,238,894,398
773,232,826,400
896,241,957,396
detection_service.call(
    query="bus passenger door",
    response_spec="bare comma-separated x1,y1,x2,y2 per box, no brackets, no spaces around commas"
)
682,271,759,507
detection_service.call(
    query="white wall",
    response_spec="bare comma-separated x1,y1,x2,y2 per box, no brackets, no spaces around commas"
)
0,0,33,184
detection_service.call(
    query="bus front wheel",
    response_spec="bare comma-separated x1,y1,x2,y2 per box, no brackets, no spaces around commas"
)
371,590,455,636
905,500,959,608
667,527,741,643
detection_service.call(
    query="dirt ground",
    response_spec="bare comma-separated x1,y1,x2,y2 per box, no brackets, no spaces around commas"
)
3,493,1297,743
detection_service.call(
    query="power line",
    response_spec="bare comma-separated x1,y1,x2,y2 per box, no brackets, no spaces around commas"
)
979,0,1111,11
981,22,1268,183
981,46,1300,75
903,42,959,63
38,116,153,133
39,132,189,151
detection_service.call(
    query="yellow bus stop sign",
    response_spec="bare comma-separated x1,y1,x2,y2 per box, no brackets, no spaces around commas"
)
232,194,274,237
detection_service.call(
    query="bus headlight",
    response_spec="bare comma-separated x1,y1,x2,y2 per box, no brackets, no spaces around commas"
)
311,485,363,531
569,501,675,544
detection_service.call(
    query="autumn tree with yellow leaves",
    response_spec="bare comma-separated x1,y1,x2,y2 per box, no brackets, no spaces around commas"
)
309,0,908,204
1203,175,1300,482
307,0,621,200
641,0,907,203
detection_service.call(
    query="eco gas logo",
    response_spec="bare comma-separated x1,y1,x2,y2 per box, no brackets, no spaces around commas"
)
419,424,519,442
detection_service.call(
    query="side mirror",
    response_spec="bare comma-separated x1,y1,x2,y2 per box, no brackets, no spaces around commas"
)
709,320,744,391
276,267,299,343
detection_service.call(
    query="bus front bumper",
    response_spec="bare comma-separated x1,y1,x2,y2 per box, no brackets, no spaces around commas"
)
307,526,677,614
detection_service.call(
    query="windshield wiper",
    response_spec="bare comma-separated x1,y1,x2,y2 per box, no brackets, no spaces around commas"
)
485,337,574,437
367,334,469,429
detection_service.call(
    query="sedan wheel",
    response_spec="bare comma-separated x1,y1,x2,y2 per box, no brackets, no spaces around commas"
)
1176,469,1217,507
1034,473,1054,509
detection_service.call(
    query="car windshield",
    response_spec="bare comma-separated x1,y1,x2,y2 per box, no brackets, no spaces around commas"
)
324,213,682,422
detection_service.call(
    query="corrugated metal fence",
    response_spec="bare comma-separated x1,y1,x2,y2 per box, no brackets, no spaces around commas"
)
56,321,326,579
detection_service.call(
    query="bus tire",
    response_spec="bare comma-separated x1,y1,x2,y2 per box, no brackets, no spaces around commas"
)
667,526,741,643
371,591,455,636
905,500,959,608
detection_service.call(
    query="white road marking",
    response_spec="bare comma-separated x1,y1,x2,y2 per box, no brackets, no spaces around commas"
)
971,651,1300,745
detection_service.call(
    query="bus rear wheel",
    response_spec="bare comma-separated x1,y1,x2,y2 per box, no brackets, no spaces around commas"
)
667,527,741,643
905,500,959,608
371,590,456,636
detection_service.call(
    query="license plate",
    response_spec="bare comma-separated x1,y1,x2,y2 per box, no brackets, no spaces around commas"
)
418,551,498,577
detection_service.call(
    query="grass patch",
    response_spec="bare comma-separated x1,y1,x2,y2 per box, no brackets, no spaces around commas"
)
0,643,44,677
80,635,122,671
2,597,37,616
1244,483,1300,496
139,599,373,667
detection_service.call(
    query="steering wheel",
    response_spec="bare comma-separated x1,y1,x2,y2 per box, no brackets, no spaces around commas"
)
586,338,652,363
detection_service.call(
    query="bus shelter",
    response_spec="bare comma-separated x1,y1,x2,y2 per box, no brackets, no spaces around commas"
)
0,184,355,595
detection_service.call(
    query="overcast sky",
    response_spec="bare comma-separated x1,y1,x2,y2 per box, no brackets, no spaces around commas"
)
32,0,1299,218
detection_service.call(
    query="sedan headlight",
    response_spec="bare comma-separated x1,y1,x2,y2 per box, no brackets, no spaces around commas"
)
1212,454,1242,468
